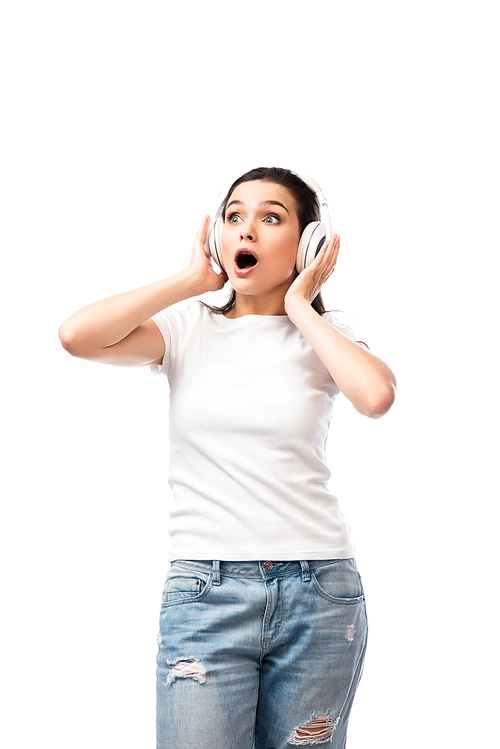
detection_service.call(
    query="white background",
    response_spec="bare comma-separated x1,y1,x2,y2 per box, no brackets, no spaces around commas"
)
1,1,498,747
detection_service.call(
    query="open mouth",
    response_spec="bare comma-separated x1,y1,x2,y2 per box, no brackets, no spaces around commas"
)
235,249,258,272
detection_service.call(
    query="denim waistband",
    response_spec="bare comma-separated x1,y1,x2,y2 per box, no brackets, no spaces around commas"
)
171,559,354,584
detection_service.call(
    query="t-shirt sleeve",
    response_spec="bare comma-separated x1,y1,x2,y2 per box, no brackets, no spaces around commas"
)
323,311,369,348
149,304,189,376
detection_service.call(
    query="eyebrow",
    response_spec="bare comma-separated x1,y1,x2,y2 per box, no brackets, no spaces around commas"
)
226,199,290,215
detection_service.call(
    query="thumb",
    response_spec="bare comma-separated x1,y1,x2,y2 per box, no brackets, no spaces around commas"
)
197,215,210,245
191,215,211,263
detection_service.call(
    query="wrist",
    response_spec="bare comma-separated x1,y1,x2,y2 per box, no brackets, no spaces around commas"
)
284,293,313,321
181,266,210,297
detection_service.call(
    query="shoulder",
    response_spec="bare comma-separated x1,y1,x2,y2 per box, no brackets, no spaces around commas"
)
153,299,208,330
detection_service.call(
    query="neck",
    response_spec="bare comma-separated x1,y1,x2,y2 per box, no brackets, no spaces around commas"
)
227,295,284,318
225,273,298,319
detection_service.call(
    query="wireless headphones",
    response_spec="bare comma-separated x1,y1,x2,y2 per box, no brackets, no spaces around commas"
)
205,171,332,274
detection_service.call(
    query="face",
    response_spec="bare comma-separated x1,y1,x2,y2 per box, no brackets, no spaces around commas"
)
221,180,301,298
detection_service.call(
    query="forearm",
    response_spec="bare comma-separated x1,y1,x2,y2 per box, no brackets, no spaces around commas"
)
59,267,201,355
286,299,396,418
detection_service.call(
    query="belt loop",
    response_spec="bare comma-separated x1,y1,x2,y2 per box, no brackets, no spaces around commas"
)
300,560,311,582
212,560,221,586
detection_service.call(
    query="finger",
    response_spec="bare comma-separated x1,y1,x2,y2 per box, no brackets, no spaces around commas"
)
306,236,332,274
312,235,337,276
315,236,339,286
328,235,340,268
302,235,338,291
331,234,340,260
322,235,340,273
323,234,339,262
325,234,339,257
190,216,211,263
192,216,210,255
196,214,210,245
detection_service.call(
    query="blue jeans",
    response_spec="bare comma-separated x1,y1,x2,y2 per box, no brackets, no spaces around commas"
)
156,559,368,749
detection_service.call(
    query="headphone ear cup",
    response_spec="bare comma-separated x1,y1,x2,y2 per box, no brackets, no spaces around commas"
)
296,222,327,273
205,217,225,271
212,218,225,271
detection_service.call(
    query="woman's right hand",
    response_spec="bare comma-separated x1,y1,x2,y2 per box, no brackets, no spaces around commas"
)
188,216,228,294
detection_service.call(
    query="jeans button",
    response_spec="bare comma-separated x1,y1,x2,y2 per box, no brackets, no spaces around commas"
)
264,561,273,571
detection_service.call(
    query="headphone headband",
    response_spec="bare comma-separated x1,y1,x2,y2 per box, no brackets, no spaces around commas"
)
291,171,332,238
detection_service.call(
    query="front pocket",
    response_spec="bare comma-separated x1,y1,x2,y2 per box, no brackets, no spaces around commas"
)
310,560,365,605
161,565,212,606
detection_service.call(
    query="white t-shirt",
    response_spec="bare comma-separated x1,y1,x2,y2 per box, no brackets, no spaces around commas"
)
151,301,363,562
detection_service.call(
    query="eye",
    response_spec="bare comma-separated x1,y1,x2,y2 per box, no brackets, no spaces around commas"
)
264,215,279,224
226,213,242,224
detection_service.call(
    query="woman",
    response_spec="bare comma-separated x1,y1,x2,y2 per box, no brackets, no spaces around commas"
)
60,167,396,748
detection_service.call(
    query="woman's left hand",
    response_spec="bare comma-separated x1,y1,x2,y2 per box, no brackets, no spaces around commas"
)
284,234,340,313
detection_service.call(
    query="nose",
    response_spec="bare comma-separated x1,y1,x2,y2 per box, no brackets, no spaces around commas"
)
237,213,257,241
240,223,254,241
